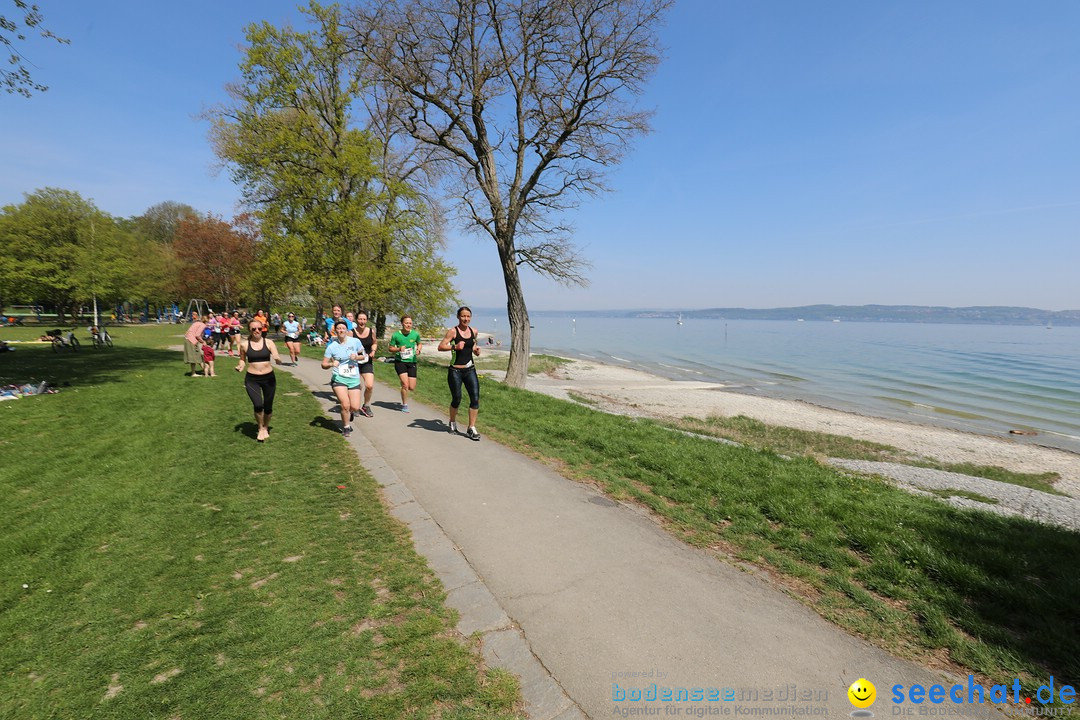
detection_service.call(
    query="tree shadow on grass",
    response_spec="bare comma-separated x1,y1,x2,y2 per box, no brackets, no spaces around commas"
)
831,483,1080,688
0,342,188,388
917,509,1080,686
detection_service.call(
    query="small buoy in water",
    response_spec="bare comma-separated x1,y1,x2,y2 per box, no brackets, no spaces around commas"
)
1009,430,1037,436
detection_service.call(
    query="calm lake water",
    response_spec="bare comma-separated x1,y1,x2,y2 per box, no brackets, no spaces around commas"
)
469,312,1080,454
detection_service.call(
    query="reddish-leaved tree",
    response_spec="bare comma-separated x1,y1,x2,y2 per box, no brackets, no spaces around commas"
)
173,214,256,310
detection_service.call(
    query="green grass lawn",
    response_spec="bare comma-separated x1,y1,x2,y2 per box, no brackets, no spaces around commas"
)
0,324,523,720
365,357,1078,701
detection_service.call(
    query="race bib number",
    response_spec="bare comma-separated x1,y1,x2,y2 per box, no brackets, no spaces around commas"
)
337,362,359,378
399,347,414,361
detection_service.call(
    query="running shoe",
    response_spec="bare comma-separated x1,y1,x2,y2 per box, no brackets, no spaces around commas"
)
361,405,374,418
466,427,481,442
448,421,458,434
349,410,355,422
401,404,409,413
342,425,353,437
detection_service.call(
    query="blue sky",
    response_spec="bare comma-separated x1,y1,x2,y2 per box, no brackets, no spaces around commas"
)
4,1,1079,311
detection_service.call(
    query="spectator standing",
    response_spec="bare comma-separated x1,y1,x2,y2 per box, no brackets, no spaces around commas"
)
183,312,207,376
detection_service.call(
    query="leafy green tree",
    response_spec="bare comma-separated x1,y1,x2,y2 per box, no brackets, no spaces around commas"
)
127,233,181,307
206,1,455,331
2,0,69,97
69,213,136,321
0,187,98,320
348,0,669,385
134,201,197,245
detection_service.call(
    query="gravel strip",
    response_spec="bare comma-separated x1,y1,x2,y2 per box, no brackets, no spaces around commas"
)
827,459,1080,533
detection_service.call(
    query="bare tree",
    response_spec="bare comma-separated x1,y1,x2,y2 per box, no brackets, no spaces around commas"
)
347,0,670,386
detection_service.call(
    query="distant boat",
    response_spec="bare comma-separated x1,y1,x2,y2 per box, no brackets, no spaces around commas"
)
677,313,684,325
832,319,840,323
797,318,804,322
1047,320,1053,330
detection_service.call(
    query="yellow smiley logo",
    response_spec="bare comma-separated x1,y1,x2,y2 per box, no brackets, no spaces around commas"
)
848,678,876,709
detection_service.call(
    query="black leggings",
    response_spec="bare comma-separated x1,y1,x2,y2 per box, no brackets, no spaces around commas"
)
448,365,479,410
244,372,276,414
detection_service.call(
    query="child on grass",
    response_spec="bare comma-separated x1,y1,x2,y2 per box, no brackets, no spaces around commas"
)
201,342,217,377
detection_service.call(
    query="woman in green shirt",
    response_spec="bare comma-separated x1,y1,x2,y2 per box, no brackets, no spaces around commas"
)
388,315,422,412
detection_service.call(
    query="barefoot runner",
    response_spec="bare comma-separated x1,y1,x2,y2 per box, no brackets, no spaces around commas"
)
235,319,284,442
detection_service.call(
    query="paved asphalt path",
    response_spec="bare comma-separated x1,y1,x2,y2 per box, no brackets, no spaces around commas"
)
281,357,989,720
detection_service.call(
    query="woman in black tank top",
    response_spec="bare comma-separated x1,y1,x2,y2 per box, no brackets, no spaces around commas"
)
353,311,378,418
437,306,482,440
236,320,283,442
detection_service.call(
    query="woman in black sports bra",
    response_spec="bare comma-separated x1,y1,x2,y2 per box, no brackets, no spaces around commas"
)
437,306,482,440
352,311,378,418
235,320,283,442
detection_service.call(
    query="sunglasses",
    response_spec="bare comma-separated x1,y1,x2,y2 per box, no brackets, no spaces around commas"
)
249,326,263,332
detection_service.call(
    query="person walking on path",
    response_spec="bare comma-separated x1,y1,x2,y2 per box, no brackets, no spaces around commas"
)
437,306,482,440
322,320,367,436
282,312,302,365
235,319,283,442
353,311,378,418
389,315,422,413
183,311,207,376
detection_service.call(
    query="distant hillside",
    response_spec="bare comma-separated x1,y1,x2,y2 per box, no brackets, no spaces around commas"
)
524,305,1080,326
645,305,1080,326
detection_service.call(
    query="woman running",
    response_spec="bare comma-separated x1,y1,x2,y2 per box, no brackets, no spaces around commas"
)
437,306,482,440
282,312,302,365
321,320,367,436
227,310,242,356
353,311,378,418
235,319,283,442
389,315,422,413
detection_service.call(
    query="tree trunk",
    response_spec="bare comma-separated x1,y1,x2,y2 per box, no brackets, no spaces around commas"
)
375,311,387,343
497,241,531,388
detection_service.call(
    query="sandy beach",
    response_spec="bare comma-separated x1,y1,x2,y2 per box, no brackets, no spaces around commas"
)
485,352,1080,499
